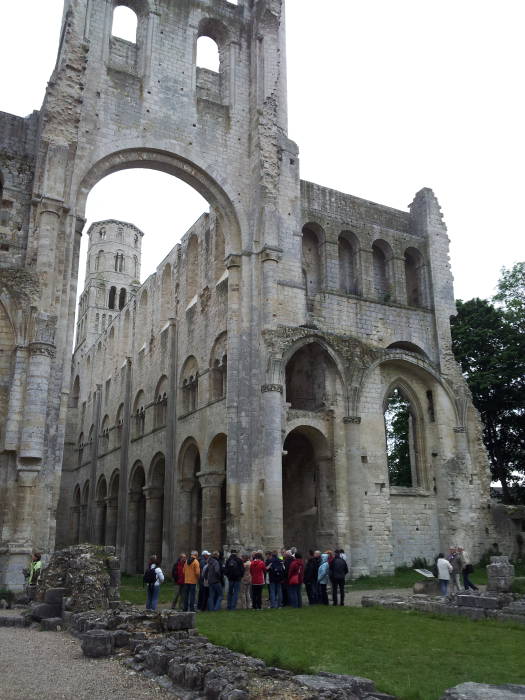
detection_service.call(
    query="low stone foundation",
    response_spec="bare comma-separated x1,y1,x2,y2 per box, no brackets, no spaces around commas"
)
361,591,525,625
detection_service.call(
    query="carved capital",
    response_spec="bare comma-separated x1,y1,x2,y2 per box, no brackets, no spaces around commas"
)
225,254,241,270
344,416,362,425
29,341,56,359
261,246,283,263
261,384,283,394
197,471,225,489
454,426,466,434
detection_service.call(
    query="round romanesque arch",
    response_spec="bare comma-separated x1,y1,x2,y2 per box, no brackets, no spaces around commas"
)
95,475,108,545
75,149,243,256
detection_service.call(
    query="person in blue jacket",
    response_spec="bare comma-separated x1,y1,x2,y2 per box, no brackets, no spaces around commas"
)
317,553,330,605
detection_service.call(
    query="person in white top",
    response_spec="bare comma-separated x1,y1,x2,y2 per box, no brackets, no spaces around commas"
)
436,553,453,596
145,555,165,611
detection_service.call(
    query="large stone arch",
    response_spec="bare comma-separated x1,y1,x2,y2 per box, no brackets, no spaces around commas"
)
75,149,243,256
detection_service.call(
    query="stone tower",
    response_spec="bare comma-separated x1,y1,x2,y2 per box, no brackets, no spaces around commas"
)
1,0,508,588
76,220,143,352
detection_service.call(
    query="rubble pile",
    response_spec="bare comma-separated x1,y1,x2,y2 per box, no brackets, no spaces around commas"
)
38,544,120,612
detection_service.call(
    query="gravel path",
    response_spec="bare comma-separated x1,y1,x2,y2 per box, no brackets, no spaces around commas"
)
0,626,174,700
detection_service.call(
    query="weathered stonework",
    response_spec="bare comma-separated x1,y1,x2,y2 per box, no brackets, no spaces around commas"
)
0,0,510,587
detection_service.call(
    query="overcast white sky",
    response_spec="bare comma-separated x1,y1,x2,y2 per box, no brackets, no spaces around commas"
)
1,1,523,302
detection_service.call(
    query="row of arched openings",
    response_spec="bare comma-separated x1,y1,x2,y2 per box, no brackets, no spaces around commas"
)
302,224,427,307
111,6,237,74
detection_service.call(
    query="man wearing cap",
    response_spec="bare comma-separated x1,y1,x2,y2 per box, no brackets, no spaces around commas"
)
198,550,211,611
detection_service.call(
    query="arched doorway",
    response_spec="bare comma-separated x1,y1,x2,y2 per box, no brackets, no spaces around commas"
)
128,463,146,573
178,440,202,553
202,434,227,551
71,485,81,545
282,427,335,554
145,454,165,563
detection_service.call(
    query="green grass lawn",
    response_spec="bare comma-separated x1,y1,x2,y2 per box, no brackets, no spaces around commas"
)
196,606,525,700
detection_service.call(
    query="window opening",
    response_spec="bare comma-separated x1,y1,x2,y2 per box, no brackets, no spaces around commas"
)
119,287,127,310
197,36,220,73
108,286,117,309
112,5,138,43
384,387,418,487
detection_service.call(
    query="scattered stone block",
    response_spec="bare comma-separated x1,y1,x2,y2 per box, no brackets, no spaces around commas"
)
167,660,186,684
41,617,63,631
162,611,195,631
44,588,66,605
81,629,115,658
112,629,131,648
487,556,515,594
440,682,525,698
413,580,439,595
31,602,62,621
295,671,377,696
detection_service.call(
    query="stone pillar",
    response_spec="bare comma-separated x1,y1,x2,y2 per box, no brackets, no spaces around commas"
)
225,255,241,546
332,416,350,548
3,346,29,451
144,487,163,561
344,417,369,577
105,497,117,548
95,499,106,546
118,358,133,563
317,455,334,539
126,492,141,573
36,200,62,308
360,247,374,298
197,471,225,553
321,238,339,291
261,247,282,329
392,256,407,305
177,478,196,553
19,342,55,460
261,384,284,550
79,503,88,543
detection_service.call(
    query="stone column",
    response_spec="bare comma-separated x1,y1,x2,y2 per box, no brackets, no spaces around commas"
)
118,358,133,563
197,471,225,553
360,247,374,298
105,497,118,548
321,239,339,291
126,492,141,573
94,499,106,545
261,247,282,329
176,478,196,553
344,417,369,577
261,384,284,550
79,503,88,543
36,198,62,308
392,256,407,305
144,487,163,560
71,505,81,545
4,346,29,451
317,455,334,538
19,342,55,460
225,255,241,546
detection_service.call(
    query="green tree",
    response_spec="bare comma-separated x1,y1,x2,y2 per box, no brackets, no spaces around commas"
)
385,388,413,487
451,263,525,503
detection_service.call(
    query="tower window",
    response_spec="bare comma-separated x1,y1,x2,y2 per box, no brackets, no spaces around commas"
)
119,287,127,310
111,6,138,44
108,286,117,310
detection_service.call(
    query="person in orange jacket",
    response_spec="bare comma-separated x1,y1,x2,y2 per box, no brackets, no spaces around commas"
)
183,550,200,612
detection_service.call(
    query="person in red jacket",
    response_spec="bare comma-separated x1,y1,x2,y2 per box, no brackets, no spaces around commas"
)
287,552,304,608
250,552,267,610
171,553,187,610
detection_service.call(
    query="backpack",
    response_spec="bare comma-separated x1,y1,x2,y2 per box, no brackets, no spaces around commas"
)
271,559,286,582
224,556,243,580
331,557,348,580
143,566,157,585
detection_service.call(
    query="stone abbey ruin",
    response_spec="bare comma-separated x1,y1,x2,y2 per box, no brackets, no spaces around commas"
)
0,0,520,589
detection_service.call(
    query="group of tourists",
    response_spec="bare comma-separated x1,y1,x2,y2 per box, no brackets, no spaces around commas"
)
144,547,350,612
436,546,479,596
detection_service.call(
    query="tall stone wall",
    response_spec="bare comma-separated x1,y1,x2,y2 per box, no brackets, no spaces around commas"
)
0,0,502,587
